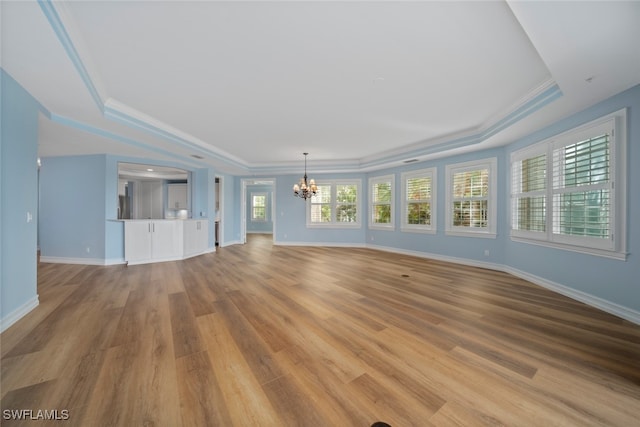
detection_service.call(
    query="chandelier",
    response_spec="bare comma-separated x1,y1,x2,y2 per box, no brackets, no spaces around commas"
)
293,152,317,200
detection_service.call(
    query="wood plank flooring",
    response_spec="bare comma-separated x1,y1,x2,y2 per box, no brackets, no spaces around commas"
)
2,234,639,426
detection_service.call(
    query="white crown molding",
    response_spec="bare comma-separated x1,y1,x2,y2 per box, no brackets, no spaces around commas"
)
104,98,249,169
484,77,559,131
39,0,563,175
358,78,562,169
248,158,364,175
38,0,107,111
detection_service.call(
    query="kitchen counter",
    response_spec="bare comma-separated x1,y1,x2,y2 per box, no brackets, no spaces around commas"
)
123,218,213,265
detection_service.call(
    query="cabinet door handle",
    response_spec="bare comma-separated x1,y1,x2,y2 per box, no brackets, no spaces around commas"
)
148,223,151,233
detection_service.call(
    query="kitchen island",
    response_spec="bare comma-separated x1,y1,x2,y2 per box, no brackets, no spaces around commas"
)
123,218,212,265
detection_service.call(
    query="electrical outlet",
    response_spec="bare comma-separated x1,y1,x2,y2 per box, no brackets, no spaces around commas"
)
484,249,490,256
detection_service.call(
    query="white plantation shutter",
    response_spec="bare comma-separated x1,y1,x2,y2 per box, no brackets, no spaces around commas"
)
511,151,546,236
406,177,430,225
509,110,626,259
552,127,612,248
452,168,489,228
310,185,331,223
446,158,497,237
369,175,394,228
401,168,436,232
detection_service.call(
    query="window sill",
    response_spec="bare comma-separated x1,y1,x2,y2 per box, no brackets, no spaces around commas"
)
401,227,436,235
369,224,395,231
307,223,361,229
510,235,627,261
445,229,497,239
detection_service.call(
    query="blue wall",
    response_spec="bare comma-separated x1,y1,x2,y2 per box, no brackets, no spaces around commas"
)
192,167,216,247
504,85,640,312
1,70,40,329
40,155,108,261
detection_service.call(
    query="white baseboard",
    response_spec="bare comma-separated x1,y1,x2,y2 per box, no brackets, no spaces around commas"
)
35,242,640,326
274,241,367,248
39,256,126,266
366,243,639,325
366,243,503,271
504,267,640,325
182,247,216,260
1,295,39,333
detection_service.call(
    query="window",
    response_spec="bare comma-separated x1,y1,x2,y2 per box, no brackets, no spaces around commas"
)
445,158,497,237
307,180,361,228
369,174,394,230
510,109,627,259
251,193,267,221
401,168,436,233
512,148,547,237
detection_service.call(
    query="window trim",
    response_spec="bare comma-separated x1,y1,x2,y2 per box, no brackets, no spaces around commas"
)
445,157,497,238
401,168,437,234
509,108,627,260
305,179,362,228
251,192,267,222
369,174,395,231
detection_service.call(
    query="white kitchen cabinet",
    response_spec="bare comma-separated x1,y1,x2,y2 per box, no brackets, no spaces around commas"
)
167,183,188,210
183,220,209,258
124,222,153,263
124,220,182,264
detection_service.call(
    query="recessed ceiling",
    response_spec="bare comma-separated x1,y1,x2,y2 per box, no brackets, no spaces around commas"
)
118,162,189,181
3,1,639,174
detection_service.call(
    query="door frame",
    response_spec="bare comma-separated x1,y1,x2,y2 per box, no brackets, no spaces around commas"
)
241,178,276,244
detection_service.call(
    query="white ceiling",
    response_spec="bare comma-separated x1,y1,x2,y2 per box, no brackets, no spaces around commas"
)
3,1,639,175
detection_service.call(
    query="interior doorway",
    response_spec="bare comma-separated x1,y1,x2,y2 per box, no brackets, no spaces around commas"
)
240,178,276,245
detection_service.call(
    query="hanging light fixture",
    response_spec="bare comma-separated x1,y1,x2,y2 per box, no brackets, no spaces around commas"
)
293,152,317,200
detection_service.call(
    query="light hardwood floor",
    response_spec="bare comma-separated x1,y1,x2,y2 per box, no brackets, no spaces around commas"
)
2,234,639,426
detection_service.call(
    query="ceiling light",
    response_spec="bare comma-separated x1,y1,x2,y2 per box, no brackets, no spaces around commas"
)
293,153,317,200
